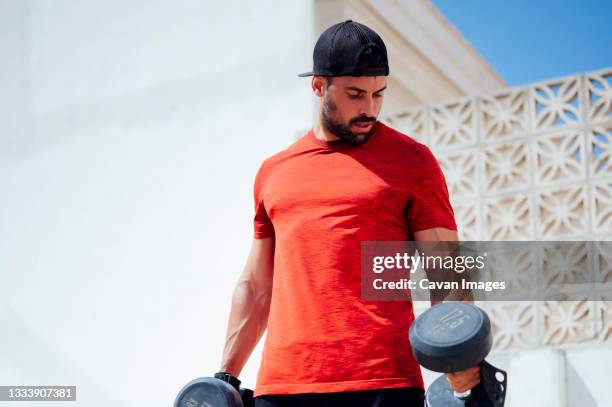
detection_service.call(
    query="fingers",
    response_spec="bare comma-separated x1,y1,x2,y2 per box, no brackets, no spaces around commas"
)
445,365,480,393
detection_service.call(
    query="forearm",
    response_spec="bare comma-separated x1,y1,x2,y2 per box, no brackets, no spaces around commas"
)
219,275,272,376
413,228,473,305
433,287,474,305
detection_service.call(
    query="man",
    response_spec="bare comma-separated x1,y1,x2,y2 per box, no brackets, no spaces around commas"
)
217,20,479,406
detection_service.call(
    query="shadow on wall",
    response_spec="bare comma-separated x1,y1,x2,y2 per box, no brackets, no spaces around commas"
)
566,357,597,406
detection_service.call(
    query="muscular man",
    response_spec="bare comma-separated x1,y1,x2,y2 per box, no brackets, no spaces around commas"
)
218,20,479,407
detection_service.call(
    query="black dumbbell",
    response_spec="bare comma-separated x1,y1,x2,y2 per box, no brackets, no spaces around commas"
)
174,373,254,407
409,302,507,407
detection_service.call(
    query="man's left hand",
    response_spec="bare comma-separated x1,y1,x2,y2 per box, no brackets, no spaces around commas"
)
444,365,480,393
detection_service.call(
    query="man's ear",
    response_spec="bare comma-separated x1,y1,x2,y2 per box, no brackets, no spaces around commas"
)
312,76,326,97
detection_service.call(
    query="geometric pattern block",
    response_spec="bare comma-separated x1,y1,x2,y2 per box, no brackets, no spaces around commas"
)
431,100,477,150
540,241,590,286
598,301,612,342
480,89,528,142
591,178,612,234
542,300,596,345
483,193,533,240
587,124,612,177
452,200,480,241
586,68,612,123
437,150,478,198
386,108,429,144
593,241,612,284
533,130,585,184
484,141,530,193
482,301,538,350
485,245,538,299
532,76,581,132
535,184,588,238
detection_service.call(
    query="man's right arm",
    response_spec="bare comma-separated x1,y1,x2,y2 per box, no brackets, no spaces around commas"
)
219,236,275,377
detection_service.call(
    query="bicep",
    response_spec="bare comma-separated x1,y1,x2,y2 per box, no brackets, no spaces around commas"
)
413,227,458,242
406,147,457,234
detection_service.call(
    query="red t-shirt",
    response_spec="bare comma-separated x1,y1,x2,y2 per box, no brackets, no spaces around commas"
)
252,121,457,397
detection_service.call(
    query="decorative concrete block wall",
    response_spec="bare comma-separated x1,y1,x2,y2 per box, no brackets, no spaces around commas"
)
385,67,612,405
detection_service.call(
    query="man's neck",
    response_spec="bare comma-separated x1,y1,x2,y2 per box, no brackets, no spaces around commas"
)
313,118,341,142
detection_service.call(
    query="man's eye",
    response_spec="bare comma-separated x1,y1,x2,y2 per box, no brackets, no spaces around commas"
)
374,93,383,98
348,93,361,98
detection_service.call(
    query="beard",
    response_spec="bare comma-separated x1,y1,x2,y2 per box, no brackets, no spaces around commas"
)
321,93,377,146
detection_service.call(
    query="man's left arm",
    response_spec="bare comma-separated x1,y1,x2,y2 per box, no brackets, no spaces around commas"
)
413,227,480,394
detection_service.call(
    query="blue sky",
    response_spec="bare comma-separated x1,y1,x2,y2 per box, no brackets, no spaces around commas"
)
432,0,612,86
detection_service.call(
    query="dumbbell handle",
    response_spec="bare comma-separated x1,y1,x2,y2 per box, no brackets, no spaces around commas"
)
214,371,242,391
453,389,471,399
450,365,478,400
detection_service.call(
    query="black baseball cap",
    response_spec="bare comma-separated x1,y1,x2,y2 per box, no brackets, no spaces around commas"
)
298,19,389,78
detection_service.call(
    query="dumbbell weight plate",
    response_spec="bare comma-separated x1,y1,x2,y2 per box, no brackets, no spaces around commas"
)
174,377,243,407
426,374,496,407
409,302,492,373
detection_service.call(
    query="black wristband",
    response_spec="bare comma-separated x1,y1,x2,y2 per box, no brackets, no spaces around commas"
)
214,371,241,391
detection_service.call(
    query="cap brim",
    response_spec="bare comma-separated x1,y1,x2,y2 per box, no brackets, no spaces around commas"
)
297,72,314,77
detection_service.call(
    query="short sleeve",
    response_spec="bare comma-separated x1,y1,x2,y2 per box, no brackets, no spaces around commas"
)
253,164,275,239
406,145,457,234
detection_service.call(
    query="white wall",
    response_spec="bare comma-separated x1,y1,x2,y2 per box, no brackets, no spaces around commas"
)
0,1,314,406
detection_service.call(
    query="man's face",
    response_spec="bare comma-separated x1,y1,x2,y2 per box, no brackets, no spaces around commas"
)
317,75,387,145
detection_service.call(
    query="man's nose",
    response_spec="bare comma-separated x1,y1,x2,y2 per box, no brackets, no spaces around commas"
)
359,96,375,117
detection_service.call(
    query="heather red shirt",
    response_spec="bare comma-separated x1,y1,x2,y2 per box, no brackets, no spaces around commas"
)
252,121,457,397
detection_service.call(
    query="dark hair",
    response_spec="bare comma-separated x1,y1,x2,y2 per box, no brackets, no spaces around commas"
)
326,76,334,88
